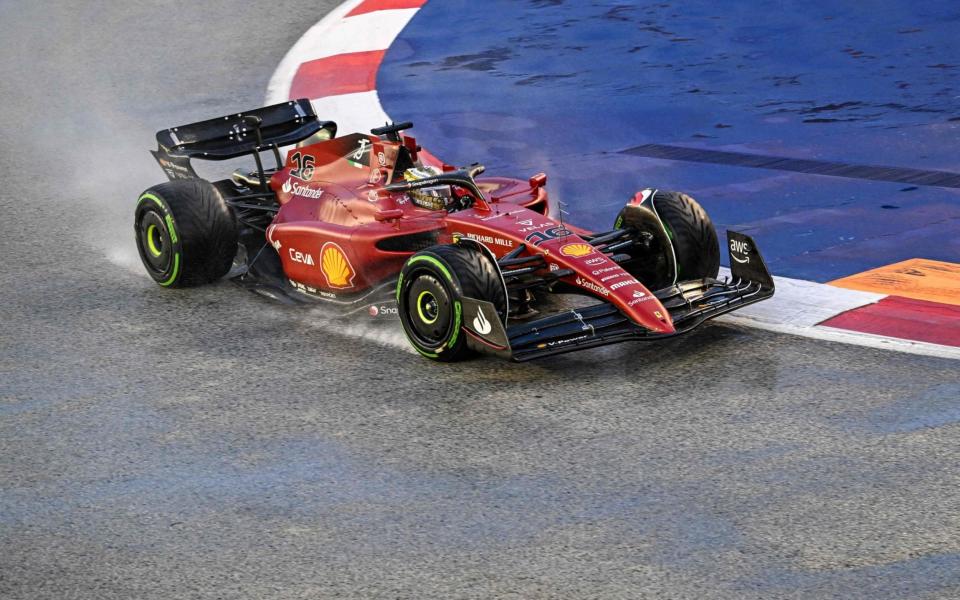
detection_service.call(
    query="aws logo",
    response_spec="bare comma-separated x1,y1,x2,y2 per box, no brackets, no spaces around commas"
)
320,242,356,288
730,238,751,264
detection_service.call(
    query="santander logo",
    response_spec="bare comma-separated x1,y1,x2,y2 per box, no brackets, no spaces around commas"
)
281,178,324,199
472,307,492,335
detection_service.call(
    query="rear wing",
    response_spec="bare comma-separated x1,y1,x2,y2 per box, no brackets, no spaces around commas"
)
151,98,334,182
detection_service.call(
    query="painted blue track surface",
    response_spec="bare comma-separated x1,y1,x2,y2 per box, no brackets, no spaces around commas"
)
380,1,960,282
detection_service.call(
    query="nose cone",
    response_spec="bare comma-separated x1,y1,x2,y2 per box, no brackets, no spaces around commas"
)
615,285,674,334
634,304,675,334
563,250,675,334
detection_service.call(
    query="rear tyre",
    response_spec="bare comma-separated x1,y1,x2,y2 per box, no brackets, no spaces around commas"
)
134,180,238,288
614,190,720,283
397,244,507,361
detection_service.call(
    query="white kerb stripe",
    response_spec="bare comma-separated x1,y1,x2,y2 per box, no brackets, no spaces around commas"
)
310,91,391,138
266,0,366,105
291,9,421,65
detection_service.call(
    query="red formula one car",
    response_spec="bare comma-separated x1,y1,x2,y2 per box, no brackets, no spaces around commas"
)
135,100,774,361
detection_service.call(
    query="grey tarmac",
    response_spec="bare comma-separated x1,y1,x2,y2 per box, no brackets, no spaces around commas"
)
1,2,958,599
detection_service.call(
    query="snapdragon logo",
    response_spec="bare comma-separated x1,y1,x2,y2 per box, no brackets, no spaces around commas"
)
368,305,399,317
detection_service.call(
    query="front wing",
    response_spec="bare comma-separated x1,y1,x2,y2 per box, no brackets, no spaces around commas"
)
462,231,775,361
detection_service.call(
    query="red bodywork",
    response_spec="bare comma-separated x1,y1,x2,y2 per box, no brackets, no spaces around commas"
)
264,132,674,334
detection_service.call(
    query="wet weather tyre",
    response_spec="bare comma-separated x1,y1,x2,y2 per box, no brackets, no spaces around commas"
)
397,244,507,362
615,190,720,282
134,180,238,288
652,191,720,280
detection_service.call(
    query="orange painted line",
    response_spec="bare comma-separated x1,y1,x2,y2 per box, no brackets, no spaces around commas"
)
829,259,960,307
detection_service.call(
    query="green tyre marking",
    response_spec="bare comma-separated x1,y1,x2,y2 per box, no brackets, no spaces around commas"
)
395,272,404,303
663,221,675,241
138,192,164,208
406,255,453,283
614,215,623,229
164,214,178,244
449,301,462,347
159,253,181,287
401,327,439,359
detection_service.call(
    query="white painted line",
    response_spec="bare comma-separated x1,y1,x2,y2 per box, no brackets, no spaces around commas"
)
309,90,391,140
717,267,884,328
718,313,960,361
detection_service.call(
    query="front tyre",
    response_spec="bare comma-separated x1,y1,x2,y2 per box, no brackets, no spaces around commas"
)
397,244,507,361
614,190,720,285
134,180,238,288
650,191,720,280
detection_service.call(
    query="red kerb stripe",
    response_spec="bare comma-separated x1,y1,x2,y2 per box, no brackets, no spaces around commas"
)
347,0,427,17
819,295,960,347
290,50,386,98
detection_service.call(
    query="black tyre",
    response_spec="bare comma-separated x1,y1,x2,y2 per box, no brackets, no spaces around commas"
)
615,190,720,282
397,244,507,361
134,180,238,288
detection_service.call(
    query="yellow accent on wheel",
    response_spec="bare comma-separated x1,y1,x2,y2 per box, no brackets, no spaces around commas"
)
146,224,162,257
416,290,439,324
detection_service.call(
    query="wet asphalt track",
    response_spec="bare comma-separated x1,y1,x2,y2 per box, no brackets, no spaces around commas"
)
1,2,959,599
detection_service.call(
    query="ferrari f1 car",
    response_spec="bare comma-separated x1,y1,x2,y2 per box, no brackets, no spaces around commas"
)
135,99,774,361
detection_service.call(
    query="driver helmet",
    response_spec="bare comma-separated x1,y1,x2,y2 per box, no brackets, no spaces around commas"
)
402,166,452,211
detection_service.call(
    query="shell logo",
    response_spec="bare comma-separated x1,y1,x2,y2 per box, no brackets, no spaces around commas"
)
320,242,356,288
560,243,594,258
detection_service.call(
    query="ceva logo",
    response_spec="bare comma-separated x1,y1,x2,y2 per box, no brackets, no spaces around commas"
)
289,248,315,266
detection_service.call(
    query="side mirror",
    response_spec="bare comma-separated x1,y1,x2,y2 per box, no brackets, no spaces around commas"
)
375,209,404,222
